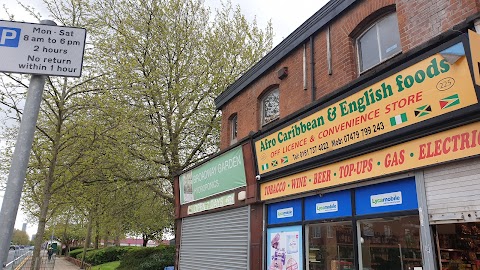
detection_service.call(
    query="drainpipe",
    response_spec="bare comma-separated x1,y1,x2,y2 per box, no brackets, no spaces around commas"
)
475,19,480,33
310,35,316,102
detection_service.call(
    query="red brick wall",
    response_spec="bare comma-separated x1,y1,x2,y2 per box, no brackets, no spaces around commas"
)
220,44,312,149
397,0,480,52
314,0,396,100
219,0,480,150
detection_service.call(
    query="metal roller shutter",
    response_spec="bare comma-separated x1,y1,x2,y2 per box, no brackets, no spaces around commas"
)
179,206,250,270
424,158,480,224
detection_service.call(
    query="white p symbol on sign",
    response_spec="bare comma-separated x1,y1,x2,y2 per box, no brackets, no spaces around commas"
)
0,28,20,47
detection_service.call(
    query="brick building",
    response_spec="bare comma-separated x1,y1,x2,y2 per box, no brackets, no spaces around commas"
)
175,0,480,269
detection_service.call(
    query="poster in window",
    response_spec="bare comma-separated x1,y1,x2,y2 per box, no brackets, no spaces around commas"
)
267,226,303,270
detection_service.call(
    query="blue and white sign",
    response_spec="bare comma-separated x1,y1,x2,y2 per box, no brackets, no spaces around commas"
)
277,207,294,219
370,191,402,207
268,199,302,225
0,27,21,47
0,20,86,77
316,201,338,213
305,190,351,220
356,178,417,215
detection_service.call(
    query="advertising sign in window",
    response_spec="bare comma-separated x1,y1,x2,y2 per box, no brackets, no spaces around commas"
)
267,226,303,270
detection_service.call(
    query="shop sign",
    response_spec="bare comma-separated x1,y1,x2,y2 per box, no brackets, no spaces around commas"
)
370,192,402,207
261,121,480,201
187,193,235,215
316,201,338,213
255,42,478,175
179,146,246,204
277,207,294,218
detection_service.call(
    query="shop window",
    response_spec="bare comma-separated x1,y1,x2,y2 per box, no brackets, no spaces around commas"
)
436,222,480,270
357,13,402,72
358,215,422,270
230,114,238,144
261,87,279,126
306,221,354,270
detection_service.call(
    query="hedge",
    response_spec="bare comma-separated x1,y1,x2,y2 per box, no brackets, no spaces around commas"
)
116,246,175,270
68,248,94,259
83,246,141,265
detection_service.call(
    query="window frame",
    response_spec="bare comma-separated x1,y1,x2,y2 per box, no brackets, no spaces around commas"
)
260,87,280,126
230,113,238,145
356,12,402,73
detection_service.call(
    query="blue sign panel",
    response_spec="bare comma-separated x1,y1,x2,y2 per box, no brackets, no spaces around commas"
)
304,190,352,220
0,27,21,47
355,178,418,215
267,199,302,225
267,226,303,270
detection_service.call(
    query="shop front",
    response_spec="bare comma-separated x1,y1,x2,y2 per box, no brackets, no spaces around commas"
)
256,31,480,270
266,178,423,270
175,145,254,270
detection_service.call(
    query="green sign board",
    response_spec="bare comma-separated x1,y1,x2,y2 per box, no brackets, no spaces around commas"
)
179,146,246,204
187,193,235,215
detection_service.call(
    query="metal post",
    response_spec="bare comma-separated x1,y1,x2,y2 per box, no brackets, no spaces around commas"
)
415,171,436,270
0,19,56,268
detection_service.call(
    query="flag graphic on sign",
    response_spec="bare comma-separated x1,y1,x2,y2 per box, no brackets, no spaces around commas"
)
271,160,278,167
390,113,408,126
414,105,432,117
281,156,289,164
261,163,269,171
439,94,460,109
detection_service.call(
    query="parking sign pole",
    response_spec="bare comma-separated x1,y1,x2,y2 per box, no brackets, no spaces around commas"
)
0,19,56,268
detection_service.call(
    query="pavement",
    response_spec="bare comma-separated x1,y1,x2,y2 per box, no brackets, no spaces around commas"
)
18,254,82,270
53,256,81,270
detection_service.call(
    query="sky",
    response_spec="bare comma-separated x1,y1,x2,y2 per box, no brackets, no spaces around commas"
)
0,0,330,238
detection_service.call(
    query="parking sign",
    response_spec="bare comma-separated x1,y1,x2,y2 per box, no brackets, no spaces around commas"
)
0,20,86,77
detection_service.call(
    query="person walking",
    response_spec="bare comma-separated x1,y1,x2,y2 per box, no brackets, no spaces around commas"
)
47,245,54,261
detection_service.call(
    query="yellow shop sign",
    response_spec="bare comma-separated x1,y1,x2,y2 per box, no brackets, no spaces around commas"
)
261,121,480,201
255,42,478,175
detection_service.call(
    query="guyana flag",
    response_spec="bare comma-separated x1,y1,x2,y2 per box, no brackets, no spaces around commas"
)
439,94,460,109
414,105,432,117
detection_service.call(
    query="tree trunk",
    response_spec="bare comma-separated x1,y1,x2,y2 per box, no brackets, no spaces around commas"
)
94,219,99,249
30,89,64,270
31,197,52,270
81,212,93,269
142,234,148,247
63,213,70,255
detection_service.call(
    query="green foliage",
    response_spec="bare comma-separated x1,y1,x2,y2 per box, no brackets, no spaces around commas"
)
117,246,175,270
84,246,141,265
11,229,29,245
91,261,121,270
69,248,94,259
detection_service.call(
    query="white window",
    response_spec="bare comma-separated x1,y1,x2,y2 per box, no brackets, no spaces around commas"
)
357,13,402,72
230,114,238,144
261,88,279,126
